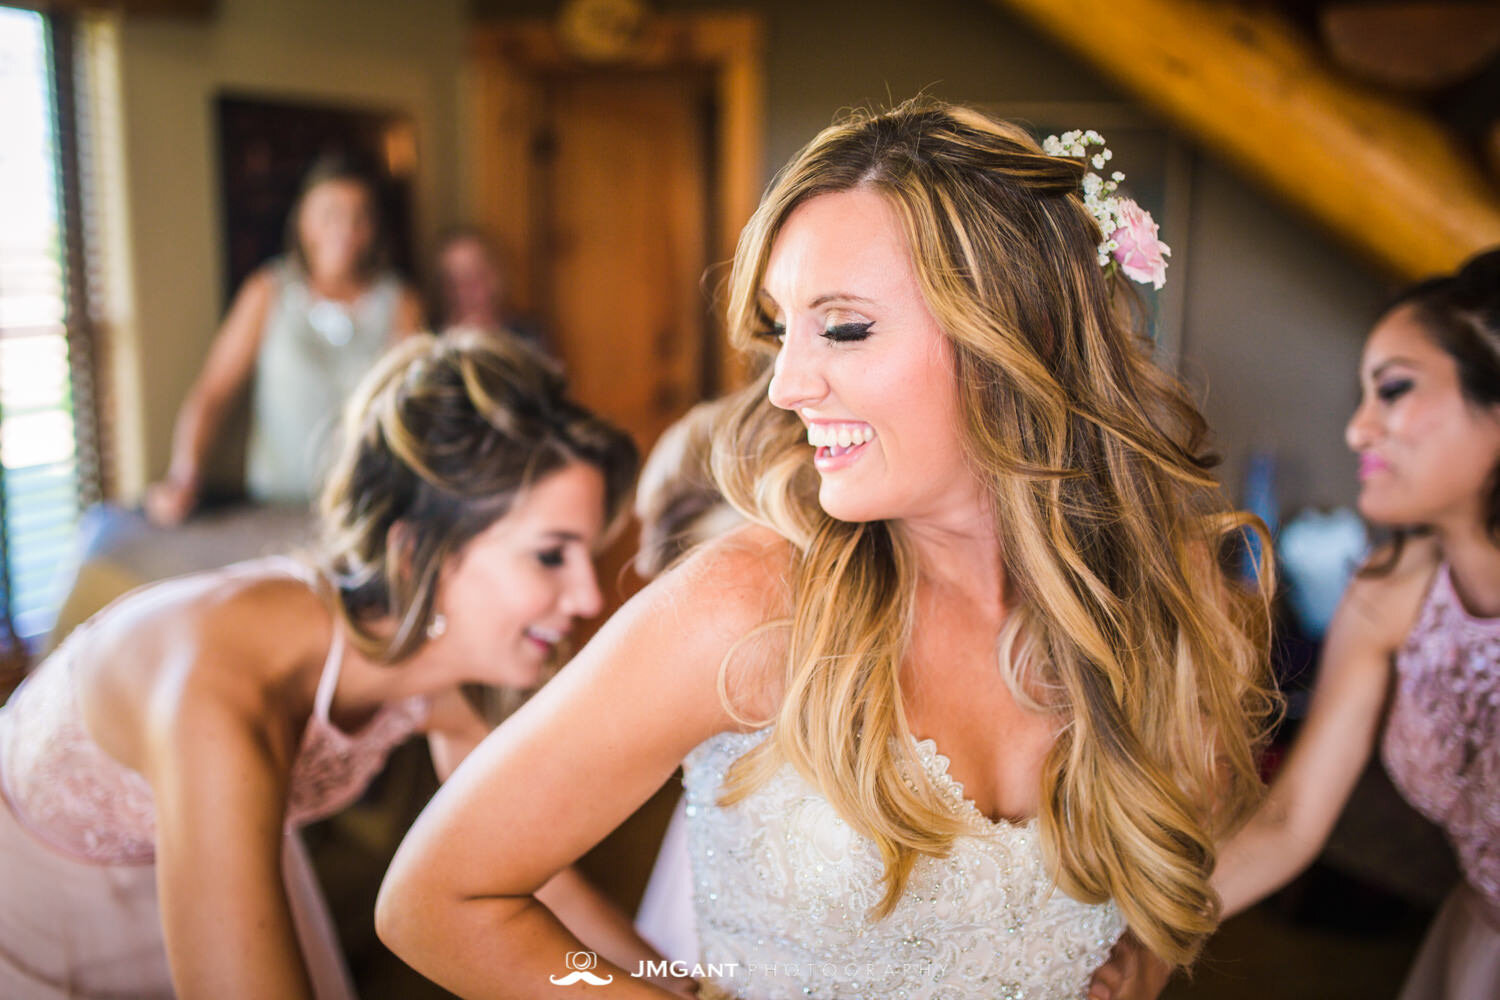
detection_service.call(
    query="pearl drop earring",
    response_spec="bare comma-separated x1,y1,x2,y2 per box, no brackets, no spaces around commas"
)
426,613,447,640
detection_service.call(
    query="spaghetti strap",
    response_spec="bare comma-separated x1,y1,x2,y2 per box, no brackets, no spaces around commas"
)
311,627,346,723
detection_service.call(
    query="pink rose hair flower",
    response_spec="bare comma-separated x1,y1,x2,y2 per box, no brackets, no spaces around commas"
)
1110,199,1170,290
1042,129,1171,289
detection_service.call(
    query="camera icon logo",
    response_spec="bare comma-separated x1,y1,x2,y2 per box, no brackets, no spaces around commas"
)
550,951,614,986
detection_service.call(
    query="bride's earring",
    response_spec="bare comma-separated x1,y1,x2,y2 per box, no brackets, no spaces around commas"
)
426,613,448,640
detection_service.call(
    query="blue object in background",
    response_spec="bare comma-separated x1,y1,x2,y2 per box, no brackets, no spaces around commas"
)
1241,451,1279,583
1277,507,1368,640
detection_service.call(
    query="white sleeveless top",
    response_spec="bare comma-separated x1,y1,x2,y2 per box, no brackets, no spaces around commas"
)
246,259,402,502
681,728,1126,1000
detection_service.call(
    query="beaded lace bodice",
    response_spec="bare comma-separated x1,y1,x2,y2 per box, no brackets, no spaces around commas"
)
1383,563,1500,917
681,729,1125,1000
0,561,427,864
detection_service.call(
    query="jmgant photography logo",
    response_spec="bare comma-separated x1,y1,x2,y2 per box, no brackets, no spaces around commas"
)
550,950,614,986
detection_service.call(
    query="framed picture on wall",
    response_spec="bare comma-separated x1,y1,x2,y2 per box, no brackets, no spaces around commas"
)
982,101,1192,371
214,92,418,306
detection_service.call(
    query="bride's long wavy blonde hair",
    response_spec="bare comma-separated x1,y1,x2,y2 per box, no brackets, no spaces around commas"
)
710,100,1278,966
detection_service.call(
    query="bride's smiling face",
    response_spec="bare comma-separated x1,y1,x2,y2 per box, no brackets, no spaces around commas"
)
762,188,984,527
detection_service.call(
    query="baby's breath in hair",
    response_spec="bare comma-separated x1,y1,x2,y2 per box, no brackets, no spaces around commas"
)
1043,129,1171,288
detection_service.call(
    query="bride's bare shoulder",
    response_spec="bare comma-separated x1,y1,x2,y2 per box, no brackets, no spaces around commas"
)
626,523,791,724
644,522,791,616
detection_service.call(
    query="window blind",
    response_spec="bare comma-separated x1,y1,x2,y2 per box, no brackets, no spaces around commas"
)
0,6,99,669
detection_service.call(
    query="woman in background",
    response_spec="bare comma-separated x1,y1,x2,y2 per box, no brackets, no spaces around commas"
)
429,227,547,350
0,332,653,999
1215,249,1500,999
146,154,424,523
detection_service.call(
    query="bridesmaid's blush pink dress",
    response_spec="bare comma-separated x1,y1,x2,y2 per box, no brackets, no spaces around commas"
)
1383,563,1500,1000
0,561,427,998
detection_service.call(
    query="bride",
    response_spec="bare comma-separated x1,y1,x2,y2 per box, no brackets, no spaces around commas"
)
377,99,1276,1000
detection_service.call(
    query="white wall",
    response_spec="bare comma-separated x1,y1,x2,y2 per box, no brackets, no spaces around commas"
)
1178,158,1382,512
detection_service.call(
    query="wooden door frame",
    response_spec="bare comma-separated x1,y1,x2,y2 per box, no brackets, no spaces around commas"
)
469,11,765,394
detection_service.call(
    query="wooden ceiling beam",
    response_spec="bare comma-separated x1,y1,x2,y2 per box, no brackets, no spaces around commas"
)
991,0,1500,280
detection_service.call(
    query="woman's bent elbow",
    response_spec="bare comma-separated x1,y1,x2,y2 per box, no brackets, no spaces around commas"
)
374,868,425,957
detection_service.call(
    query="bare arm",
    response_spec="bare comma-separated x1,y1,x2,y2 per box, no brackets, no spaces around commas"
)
1087,559,1424,1000
422,685,689,992
538,866,697,996
146,667,314,999
1212,566,1419,918
1086,601,1394,1000
146,270,276,524
377,535,780,999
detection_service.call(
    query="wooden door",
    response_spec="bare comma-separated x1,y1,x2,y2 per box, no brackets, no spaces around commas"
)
532,69,715,646
541,70,713,455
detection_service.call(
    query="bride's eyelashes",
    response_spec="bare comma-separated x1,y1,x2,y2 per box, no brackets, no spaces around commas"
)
750,287,873,344
822,321,873,343
751,321,874,344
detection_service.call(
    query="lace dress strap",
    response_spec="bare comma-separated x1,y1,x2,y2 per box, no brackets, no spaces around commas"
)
310,626,347,725
283,625,427,830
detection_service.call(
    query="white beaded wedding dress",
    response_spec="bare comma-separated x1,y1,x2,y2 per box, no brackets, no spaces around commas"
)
681,729,1126,1000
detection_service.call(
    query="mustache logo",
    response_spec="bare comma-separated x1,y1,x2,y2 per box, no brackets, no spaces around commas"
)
549,970,615,986
552,951,613,985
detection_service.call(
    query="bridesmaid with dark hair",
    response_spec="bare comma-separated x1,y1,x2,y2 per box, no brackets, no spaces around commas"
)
1216,249,1500,998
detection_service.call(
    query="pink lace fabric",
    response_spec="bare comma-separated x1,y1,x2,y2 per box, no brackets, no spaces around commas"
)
1382,563,1500,921
0,561,428,865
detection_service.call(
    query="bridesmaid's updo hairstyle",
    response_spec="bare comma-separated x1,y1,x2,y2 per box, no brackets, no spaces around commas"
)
314,330,637,661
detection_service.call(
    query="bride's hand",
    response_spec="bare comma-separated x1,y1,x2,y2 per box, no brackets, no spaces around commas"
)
1087,933,1172,1000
